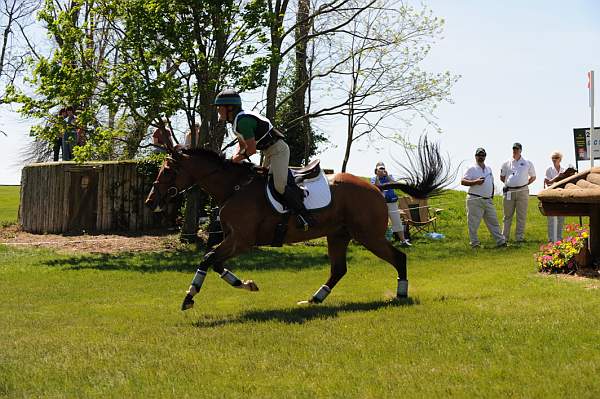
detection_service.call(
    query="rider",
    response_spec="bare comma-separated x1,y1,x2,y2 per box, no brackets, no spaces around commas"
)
214,89,314,230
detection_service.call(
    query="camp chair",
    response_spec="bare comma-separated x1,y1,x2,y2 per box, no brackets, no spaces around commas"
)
397,196,443,236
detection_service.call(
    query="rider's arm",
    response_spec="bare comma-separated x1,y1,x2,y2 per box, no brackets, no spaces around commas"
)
232,116,257,163
232,138,257,162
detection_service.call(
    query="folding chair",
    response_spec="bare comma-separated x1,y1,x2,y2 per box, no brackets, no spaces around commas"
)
397,197,443,236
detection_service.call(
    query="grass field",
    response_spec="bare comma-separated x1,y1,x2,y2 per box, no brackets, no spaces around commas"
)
1,189,599,398
0,185,19,225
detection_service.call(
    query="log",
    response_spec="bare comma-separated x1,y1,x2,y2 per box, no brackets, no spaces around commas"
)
96,166,104,230
586,172,600,186
576,179,598,189
19,161,176,234
124,164,131,230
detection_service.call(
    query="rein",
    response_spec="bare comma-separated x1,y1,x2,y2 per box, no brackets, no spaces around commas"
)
154,154,259,203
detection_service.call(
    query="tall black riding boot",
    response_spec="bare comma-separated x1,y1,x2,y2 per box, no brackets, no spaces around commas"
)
282,187,315,231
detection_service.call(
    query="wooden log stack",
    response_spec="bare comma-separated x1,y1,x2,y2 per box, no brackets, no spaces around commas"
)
538,167,600,262
19,161,178,234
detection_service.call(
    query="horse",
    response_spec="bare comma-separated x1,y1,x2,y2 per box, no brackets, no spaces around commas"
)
145,137,452,310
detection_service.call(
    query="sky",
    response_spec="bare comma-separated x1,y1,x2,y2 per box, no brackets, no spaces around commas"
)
1,0,600,195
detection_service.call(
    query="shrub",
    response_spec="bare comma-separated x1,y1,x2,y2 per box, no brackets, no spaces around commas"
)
535,224,589,273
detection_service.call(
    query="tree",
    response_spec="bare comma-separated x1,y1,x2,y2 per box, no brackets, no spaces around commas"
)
307,0,458,172
0,0,39,98
101,0,270,239
262,0,377,166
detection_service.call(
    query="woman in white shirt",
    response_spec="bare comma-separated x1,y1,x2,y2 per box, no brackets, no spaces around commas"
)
544,151,565,242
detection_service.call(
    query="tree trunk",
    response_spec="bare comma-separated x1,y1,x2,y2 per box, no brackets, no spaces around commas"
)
265,0,288,121
0,22,11,79
180,5,229,242
292,0,311,166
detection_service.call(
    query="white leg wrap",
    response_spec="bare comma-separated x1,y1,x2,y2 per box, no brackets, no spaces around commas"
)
187,269,207,296
312,285,331,303
397,278,408,298
220,269,242,287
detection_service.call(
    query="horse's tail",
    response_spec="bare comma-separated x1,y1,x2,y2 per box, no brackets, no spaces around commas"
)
379,135,456,199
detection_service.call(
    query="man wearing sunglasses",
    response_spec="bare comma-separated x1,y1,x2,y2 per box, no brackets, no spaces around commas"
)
461,148,506,248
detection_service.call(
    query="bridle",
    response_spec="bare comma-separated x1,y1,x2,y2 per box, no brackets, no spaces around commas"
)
151,148,259,205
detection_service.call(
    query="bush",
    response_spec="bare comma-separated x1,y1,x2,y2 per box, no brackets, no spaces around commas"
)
535,224,589,273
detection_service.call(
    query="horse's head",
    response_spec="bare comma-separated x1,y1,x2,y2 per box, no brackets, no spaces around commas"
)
145,153,194,212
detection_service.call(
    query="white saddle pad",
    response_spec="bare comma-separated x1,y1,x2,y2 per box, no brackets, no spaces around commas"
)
266,171,332,214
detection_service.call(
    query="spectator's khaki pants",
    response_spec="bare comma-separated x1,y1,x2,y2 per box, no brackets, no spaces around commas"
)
502,188,529,241
262,140,290,194
466,196,505,247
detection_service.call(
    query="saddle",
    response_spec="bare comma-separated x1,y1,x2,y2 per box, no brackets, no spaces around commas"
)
267,160,322,208
290,159,321,183
265,160,331,246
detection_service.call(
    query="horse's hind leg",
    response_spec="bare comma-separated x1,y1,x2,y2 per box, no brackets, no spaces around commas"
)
299,228,351,304
354,235,408,299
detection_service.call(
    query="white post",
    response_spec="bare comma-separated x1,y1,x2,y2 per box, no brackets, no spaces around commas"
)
590,71,595,167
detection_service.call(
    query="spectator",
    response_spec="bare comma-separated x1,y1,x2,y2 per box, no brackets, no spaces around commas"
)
544,151,565,242
152,118,174,153
500,142,536,242
52,108,65,161
61,106,77,161
184,123,201,149
461,147,506,248
371,161,411,247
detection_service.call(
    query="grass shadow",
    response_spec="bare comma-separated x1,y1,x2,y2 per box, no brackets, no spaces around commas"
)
43,246,330,273
191,297,419,327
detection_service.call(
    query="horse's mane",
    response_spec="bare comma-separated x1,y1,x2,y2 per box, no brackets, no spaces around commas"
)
181,147,256,175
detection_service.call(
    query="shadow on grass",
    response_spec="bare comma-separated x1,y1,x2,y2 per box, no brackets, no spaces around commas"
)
43,246,330,273
191,298,419,327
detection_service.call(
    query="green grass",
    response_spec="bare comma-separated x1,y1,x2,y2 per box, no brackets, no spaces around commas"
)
1,191,599,398
0,185,19,226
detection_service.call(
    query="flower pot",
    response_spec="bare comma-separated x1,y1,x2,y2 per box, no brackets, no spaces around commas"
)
574,241,591,268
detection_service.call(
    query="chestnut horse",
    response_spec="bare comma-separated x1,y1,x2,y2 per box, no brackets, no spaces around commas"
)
146,138,451,310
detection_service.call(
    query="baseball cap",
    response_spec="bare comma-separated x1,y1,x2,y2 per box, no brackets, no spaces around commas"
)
375,161,386,170
512,142,522,150
475,147,486,156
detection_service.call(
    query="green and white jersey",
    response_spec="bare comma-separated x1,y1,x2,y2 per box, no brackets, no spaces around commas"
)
232,110,273,144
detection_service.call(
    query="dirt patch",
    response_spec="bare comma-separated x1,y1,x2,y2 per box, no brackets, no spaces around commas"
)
0,224,188,254
541,269,600,289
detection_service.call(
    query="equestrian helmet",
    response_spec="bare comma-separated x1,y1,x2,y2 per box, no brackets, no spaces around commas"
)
213,89,242,106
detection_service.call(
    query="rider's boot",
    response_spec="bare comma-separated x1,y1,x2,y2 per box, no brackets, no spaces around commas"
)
282,187,315,231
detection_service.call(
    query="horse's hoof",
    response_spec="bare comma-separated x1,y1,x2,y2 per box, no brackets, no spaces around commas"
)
390,295,411,304
242,280,259,292
297,299,317,305
181,294,195,311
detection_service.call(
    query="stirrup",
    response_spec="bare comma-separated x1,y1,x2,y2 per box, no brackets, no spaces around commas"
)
297,215,310,231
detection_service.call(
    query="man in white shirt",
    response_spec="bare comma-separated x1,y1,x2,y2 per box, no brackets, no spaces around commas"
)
461,148,506,248
500,142,536,242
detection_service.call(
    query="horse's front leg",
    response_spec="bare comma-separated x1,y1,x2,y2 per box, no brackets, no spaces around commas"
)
181,235,257,311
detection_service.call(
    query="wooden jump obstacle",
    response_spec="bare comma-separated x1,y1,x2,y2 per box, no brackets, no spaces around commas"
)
538,167,600,264
19,161,178,234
